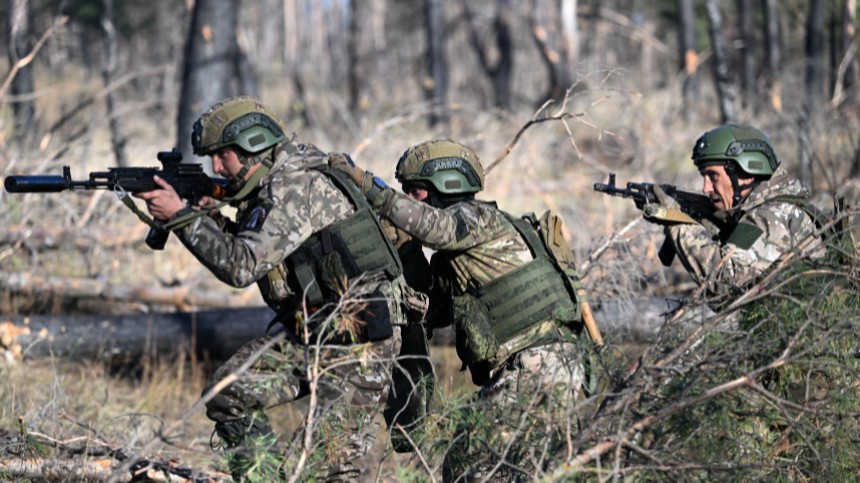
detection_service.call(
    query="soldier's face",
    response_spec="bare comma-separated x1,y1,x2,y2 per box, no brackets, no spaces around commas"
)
700,165,735,210
211,148,244,180
405,185,429,202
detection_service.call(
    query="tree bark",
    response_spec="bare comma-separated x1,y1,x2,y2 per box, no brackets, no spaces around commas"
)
799,106,814,191
531,0,573,101
705,0,737,123
7,0,35,143
806,0,827,107
425,0,448,126
738,0,756,105
462,0,513,109
348,0,372,112
100,0,129,167
840,0,857,92
176,0,242,170
763,0,782,111
561,0,579,69
678,0,697,121
801,0,825,189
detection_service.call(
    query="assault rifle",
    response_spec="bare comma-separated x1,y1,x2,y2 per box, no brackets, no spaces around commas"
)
4,149,227,250
593,173,719,265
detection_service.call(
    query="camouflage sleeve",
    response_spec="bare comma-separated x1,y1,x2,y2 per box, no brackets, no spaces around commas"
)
369,187,497,251
173,171,353,288
667,202,815,293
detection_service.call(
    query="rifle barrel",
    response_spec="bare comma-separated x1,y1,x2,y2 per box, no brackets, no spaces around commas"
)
4,175,67,193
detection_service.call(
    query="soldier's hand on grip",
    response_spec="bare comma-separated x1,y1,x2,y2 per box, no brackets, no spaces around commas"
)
133,175,185,221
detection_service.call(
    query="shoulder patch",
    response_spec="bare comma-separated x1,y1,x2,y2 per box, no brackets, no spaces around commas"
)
241,201,274,233
725,222,764,250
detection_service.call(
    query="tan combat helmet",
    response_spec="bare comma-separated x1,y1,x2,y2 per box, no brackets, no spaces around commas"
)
395,139,485,196
192,96,286,158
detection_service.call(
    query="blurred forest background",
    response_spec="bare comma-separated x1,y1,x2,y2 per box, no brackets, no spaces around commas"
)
0,0,859,480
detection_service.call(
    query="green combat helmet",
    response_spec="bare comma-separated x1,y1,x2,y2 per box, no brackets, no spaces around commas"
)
692,124,779,177
191,96,287,194
692,123,779,206
395,139,485,198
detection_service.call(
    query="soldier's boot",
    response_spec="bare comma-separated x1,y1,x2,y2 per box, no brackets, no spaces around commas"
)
215,414,285,482
325,461,361,482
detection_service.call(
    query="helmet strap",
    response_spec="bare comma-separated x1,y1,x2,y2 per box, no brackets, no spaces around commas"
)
725,161,761,207
226,147,275,196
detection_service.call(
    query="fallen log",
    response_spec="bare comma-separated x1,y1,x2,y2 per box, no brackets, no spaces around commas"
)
0,224,150,250
0,297,672,363
4,307,275,362
0,271,260,310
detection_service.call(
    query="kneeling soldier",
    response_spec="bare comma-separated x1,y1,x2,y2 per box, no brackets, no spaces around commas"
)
135,97,416,482
330,139,594,479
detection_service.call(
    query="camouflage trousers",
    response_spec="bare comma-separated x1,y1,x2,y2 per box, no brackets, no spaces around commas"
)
204,326,402,481
443,341,584,482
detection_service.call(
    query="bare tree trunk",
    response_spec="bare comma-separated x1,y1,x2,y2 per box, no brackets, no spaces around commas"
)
561,0,579,68
738,0,756,106
531,0,573,101
806,0,826,106
349,0,371,112
283,0,298,65
462,0,513,109
176,0,241,169
830,0,838,97
800,0,825,189
640,18,656,90
799,107,814,191
100,0,129,167
705,0,737,123
763,0,782,111
841,0,857,92
234,38,258,98
7,0,35,144
678,0,697,121
425,0,448,126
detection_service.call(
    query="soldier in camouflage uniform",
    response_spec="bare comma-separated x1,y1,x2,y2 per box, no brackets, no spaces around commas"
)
330,140,591,480
652,124,823,296
134,97,415,482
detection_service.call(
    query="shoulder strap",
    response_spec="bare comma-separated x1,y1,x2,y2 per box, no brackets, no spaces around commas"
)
309,159,404,275
500,210,549,260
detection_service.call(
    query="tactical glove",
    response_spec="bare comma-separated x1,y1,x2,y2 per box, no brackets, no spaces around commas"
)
381,219,412,249
328,152,366,186
651,185,680,210
643,185,697,225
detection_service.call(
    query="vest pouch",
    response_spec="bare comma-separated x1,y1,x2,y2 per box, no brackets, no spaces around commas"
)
536,210,588,321
289,229,361,308
295,286,393,344
355,286,394,342
453,293,499,385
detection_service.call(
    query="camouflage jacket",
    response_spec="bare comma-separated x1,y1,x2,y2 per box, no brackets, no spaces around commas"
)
173,140,407,322
368,187,575,367
667,165,822,295
369,188,532,292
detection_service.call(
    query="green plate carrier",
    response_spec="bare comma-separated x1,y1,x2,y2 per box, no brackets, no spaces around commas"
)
283,161,403,308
